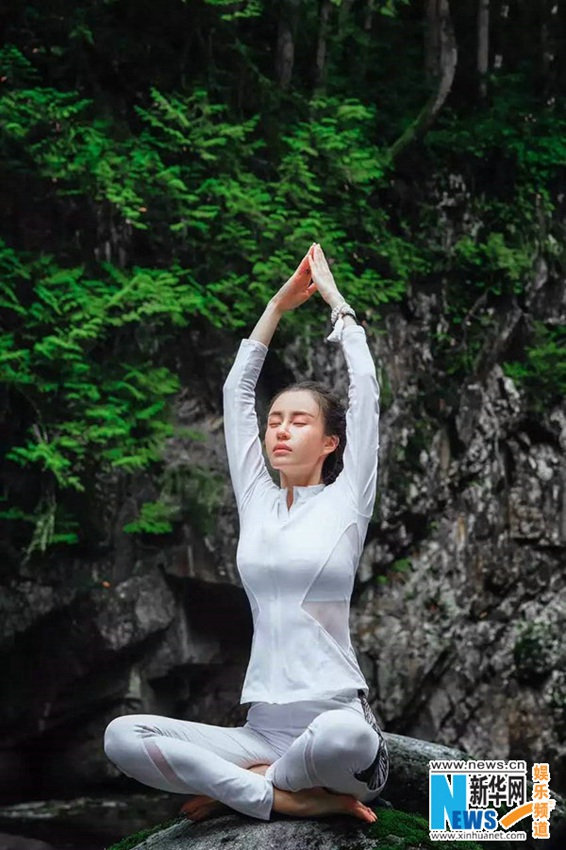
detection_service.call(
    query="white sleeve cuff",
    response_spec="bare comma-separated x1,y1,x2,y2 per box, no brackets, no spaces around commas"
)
326,316,345,343
326,318,365,343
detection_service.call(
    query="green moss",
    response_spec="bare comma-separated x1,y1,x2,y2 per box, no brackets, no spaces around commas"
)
105,816,184,850
366,807,484,850
104,808,487,850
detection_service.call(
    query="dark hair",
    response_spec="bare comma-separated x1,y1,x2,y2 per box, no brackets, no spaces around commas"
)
266,381,346,485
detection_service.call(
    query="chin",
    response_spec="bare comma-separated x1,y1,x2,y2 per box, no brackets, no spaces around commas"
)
271,457,292,470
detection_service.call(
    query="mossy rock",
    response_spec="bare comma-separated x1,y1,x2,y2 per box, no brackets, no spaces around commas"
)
104,806,485,850
104,817,182,850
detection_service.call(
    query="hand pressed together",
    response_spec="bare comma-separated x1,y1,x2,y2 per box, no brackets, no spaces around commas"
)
271,243,341,314
307,242,341,306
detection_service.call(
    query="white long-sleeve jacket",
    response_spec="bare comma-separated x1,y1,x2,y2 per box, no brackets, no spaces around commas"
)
222,321,380,705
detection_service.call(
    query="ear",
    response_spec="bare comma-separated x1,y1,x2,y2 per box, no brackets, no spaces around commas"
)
325,435,340,454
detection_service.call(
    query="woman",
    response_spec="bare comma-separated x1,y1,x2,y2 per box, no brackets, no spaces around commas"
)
104,243,389,825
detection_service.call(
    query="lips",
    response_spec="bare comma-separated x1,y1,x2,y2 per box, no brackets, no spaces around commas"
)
274,445,292,453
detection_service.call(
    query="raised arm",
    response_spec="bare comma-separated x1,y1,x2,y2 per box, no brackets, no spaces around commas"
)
223,335,274,516
223,249,318,515
309,243,380,518
330,321,380,518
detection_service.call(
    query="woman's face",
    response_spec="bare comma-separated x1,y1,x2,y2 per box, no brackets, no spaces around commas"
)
264,390,337,473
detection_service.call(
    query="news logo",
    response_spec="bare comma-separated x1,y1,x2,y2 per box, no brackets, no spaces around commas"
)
429,759,556,841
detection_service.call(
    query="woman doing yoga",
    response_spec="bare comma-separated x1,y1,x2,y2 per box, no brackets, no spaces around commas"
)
104,243,389,824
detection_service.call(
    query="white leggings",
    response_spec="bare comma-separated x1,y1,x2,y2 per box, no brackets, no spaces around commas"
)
103,693,389,822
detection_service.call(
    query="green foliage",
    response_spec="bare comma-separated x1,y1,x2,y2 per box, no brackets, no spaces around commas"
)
421,67,566,393
376,557,413,587
0,240,199,558
0,492,81,564
379,0,411,17
202,0,263,21
1,2,565,566
1,245,186,488
502,322,566,413
0,44,39,85
452,230,533,295
123,463,226,538
426,71,566,182
1,46,413,563
121,498,179,536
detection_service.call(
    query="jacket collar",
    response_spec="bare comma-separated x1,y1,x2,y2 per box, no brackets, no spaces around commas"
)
278,482,326,507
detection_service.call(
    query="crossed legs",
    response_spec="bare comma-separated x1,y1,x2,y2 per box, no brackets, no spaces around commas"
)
104,713,278,820
103,705,385,823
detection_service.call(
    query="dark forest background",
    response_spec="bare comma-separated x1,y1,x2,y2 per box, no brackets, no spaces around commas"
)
1,0,565,569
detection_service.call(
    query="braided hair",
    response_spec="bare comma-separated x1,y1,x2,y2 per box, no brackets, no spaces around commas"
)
266,381,346,485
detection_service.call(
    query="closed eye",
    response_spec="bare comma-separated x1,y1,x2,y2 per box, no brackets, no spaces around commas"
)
269,422,308,427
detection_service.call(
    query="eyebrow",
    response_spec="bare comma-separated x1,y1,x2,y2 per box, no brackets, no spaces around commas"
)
268,410,316,418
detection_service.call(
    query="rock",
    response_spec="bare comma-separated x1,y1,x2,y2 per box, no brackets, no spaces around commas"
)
384,731,470,812
114,814,384,850
92,572,177,653
382,733,566,850
0,795,182,844
0,834,55,850
0,566,177,750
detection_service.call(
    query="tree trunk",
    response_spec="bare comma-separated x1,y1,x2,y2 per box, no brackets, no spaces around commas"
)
425,0,440,81
338,0,356,40
388,0,457,162
363,0,375,32
540,0,558,99
275,0,302,90
358,0,376,79
477,0,490,99
314,0,333,92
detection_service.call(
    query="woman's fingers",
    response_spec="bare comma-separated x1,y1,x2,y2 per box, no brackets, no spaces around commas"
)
310,243,329,272
296,248,313,275
312,244,334,279
291,244,323,293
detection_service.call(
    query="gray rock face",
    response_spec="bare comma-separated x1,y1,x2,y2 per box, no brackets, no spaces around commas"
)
125,815,387,850
0,566,177,752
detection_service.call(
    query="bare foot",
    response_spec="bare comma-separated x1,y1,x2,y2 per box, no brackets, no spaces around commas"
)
180,763,377,825
273,785,378,823
180,764,270,822
180,794,229,822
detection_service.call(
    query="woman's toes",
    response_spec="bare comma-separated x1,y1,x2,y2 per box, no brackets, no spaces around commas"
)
181,795,209,814
180,794,226,822
348,798,377,822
